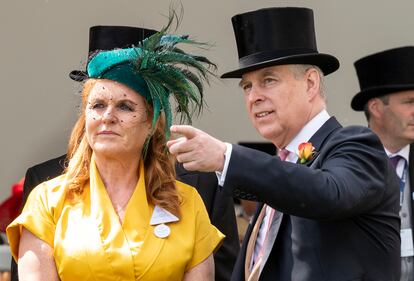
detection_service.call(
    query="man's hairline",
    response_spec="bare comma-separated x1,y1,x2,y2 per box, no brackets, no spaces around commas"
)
238,64,320,86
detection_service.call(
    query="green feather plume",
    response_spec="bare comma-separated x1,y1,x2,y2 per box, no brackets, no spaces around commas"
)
134,12,216,132
87,9,216,156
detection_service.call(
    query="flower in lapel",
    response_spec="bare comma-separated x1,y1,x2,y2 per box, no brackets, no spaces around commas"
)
298,142,315,164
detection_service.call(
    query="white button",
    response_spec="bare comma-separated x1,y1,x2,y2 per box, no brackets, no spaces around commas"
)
154,224,170,238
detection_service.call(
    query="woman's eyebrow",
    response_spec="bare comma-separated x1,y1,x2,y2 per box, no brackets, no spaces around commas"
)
117,99,138,105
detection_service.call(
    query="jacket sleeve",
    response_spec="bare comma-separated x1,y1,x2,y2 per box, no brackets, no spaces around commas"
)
222,126,399,220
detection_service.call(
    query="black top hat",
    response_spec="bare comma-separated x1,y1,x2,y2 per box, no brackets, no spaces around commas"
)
221,7,339,78
351,46,414,111
69,25,157,81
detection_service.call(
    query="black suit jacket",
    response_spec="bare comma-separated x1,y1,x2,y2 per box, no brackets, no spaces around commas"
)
410,144,414,222
226,117,401,281
11,155,239,281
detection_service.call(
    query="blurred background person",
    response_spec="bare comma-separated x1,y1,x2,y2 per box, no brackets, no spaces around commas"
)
351,46,414,281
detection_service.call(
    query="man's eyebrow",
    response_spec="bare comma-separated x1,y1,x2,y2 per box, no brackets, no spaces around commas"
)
238,69,279,87
238,79,247,87
261,69,277,77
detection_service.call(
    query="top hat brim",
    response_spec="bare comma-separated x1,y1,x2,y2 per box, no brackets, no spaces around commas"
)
221,53,339,79
351,84,414,111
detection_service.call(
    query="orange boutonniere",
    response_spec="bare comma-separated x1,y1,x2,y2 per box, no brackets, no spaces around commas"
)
298,142,315,164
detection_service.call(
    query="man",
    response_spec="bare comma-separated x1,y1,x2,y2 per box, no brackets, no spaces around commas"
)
351,46,414,281
10,26,239,281
167,7,401,281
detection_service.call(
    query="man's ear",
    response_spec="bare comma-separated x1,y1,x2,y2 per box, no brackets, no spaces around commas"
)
367,98,383,119
305,68,320,101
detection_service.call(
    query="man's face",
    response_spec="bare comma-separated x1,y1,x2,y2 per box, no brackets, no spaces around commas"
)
239,65,313,148
376,90,414,146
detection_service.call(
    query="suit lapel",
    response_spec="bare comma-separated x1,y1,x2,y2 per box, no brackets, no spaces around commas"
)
308,117,342,154
259,211,283,273
409,144,414,194
409,144,414,225
256,117,341,278
297,117,342,166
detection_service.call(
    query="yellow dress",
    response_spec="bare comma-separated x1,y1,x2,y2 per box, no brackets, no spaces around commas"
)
7,158,224,280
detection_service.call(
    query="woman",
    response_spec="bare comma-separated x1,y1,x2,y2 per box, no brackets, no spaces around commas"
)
7,19,224,281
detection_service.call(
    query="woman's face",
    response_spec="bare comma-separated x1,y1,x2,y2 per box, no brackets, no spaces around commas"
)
85,79,151,159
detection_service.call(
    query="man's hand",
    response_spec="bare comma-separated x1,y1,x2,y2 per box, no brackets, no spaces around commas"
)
167,125,227,172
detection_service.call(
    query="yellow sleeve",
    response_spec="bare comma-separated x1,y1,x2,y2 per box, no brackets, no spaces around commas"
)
186,190,225,270
6,183,56,262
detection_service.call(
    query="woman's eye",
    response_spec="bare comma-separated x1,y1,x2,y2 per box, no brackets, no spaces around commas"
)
91,103,105,109
119,102,134,111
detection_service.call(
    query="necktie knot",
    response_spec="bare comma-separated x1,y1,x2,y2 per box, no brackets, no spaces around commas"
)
389,155,402,170
278,148,290,161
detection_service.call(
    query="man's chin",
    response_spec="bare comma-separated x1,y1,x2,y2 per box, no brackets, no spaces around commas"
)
405,135,414,143
256,128,279,144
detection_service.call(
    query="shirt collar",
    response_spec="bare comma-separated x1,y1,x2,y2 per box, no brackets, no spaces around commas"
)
384,144,410,164
285,109,330,162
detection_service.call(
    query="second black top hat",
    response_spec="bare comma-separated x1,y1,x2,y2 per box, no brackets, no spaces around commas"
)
351,46,414,111
221,7,339,78
69,25,157,81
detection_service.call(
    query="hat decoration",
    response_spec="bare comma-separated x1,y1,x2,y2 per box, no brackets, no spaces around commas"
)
87,15,216,140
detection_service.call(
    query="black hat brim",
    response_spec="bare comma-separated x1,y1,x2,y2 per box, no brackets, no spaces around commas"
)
69,70,89,82
221,53,339,79
351,84,414,111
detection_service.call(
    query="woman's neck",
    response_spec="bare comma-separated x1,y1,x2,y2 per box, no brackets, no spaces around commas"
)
94,154,141,223
94,154,140,193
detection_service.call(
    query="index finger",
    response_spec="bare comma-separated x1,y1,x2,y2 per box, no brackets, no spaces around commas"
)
166,137,186,149
170,125,198,140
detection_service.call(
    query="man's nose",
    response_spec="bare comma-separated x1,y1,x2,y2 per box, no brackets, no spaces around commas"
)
248,85,264,104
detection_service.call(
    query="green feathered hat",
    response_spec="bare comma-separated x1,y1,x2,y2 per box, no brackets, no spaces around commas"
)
86,18,215,140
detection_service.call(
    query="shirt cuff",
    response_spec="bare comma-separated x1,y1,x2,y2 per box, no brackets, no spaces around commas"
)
215,142,232,186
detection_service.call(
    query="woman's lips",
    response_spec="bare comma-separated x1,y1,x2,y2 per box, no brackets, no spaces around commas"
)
98,130,119,136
